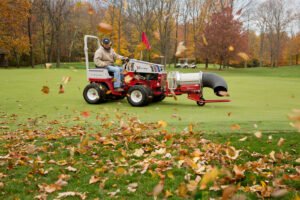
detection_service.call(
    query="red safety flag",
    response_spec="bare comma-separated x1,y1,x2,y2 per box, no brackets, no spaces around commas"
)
141,32,151,50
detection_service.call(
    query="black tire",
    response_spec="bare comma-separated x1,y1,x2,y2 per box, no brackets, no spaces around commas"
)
127,85,150,107
152,94,166,102
83,83,106,104
197,97,205,106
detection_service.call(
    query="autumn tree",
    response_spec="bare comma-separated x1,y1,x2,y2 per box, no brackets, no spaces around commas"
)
255,0,297,67
0,0,30,66
201,7,247,69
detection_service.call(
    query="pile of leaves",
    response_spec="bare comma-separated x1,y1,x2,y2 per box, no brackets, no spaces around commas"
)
0,112,299,199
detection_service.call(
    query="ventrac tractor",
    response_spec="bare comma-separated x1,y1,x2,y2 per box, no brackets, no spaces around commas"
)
83,35,230,107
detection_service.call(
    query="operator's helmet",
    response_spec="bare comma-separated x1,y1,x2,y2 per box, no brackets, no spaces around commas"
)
101,38,112,50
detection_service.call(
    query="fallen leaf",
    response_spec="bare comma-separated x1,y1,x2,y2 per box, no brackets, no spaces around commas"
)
239,136,247,141
233,165,245,179
81,111,90,118
226,146,241,160
222,185,237,200
127,182,138,193
271,189,288,198
230,124,240,131
54,191,86,200
115,167,127,176
89,175,100,184
65,166,77,172
133,148,144,157
107,189,120,197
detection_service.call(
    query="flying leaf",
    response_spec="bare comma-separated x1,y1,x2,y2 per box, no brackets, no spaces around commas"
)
237,52,249,61
153,180,164,200
97,22,112,34
269,151,276,161
222,185,237,200
62,76,71,84
254,131,262,138
124,75,133,83
175,42,187,57
277,138,285,146
202,35,208,46
200,168,219,190
59,84,64,94
153,30,160,40
158,120,167,128
45,63,52,69
41,86,49,94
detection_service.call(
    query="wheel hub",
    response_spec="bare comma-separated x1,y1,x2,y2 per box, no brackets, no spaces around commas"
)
131,90,143,103
87,88,99,101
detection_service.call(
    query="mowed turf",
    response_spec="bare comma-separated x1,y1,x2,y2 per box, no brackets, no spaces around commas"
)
0,65,300,200
0,65,299,132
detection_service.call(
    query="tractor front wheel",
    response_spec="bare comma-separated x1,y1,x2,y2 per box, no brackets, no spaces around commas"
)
83,83,107,104
127,85,150,107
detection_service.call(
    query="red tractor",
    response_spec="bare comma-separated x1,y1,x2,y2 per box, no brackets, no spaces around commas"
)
83,35,230,107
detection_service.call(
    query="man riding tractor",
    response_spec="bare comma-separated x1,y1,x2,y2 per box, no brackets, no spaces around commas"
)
94,38,128,92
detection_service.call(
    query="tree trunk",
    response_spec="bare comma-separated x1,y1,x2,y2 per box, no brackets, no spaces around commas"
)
27,7,34,68
68,30,78,62
205,58,208,69
117,1,123,54
41,15,47,67
55,30,61,67
259,32,265,67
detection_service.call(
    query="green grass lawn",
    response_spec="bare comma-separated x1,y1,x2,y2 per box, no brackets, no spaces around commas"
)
0,65,299,199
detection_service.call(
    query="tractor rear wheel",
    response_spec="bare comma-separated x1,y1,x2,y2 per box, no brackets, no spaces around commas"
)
127,85,150,107
83,83,107,104
152,94,166,102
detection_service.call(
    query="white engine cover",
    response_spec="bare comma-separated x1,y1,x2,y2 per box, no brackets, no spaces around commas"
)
87,68,112,79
